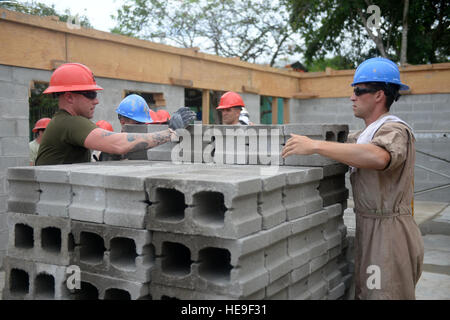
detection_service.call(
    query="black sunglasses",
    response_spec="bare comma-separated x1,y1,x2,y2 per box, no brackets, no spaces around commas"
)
73,91,98,100
353,87,379,96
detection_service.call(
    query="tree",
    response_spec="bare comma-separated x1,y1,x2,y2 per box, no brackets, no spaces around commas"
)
285,0,449,65
111,0,301,66
0,0,92,28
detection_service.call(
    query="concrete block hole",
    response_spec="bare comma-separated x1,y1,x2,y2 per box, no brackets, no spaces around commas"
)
154,188,187,222
104,288,131,300
337,131,348,143
14,223,34,249
161,242,192,276
10,268,29,295
193,191,227,227
41,227,61,253
325,131,335,141
110,237,137,271
72,282,99,300
198,247,232,283
35,273,55,299
80,232,105,264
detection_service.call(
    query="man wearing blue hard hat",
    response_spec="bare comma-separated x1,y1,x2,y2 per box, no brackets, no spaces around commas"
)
36,63,196,165
282,57,424,300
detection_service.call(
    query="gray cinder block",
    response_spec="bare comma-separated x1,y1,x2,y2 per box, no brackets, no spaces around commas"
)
6,212,73,266
146,171,262,239
3,257,72,300
70,220,153,283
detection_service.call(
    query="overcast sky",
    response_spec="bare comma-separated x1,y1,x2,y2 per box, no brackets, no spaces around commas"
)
37,0,123,32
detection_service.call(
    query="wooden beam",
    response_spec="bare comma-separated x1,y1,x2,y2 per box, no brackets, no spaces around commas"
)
283,98,290,124
170,77,193,87
202,89,210,125
242,85,259,94
292,92,318,99
271,97,278,124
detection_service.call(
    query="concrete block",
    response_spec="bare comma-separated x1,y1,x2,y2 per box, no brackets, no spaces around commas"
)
104,188,148,229
0,98,28,119
151,231,270,297
290,262,310,284
327,282,345,300
283,182,323,221
149,283,240,300
6,212,73,266
309,253,329,274
68,185,105,223
36,182,72,218
288,228,309,270
265,273,290,298
258,188,286,230
264,239,292,283
7,180,39,214
0,137,29,156
76,271,150,300
3,257,72,300
146,171,262,239
0,195,8,214
0,120,16,138
288,275,309,299
70,220,153,283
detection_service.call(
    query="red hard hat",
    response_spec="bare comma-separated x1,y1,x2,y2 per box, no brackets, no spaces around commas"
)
217,91,245,109
153,109,171,123
96,120,113,132
43,63,103,94
149,109,159,124
32,117,51,132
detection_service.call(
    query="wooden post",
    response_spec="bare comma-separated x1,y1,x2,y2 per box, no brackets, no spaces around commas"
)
202,89,210,124
271,97,278,124
283,98,290,124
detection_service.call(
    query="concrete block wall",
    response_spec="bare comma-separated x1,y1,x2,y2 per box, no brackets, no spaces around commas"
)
290,94,450,202
2,161,350,300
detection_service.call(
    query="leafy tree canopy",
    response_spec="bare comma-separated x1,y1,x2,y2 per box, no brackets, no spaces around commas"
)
112,0,302,66
0,0,92,28
285,0,449,65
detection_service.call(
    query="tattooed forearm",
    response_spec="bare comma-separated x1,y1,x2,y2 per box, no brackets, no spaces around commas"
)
127,133,139,142
102,131,117,137
128,142,150,153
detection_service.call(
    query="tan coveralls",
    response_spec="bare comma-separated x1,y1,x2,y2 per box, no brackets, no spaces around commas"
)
348,120,424,300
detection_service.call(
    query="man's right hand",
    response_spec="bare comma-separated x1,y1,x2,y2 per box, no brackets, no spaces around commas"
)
169,107,196,130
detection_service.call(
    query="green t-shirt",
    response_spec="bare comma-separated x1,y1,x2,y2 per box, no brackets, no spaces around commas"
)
35,110,97,165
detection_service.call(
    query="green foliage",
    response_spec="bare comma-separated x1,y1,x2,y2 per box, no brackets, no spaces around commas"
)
285,0,449,65
0,0,92,28
28,82,58,141
111,0,300,66
306,56,355,72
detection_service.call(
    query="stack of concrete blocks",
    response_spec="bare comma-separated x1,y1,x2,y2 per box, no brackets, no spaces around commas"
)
2,123,351,300
128,123,351,299
2,162,166,300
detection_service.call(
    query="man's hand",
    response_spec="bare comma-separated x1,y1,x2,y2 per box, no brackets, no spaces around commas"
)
169,107,197,130
282,134,318,158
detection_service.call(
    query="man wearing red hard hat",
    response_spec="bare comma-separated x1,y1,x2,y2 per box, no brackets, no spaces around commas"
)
29,117,51,165
216,91,252,125
35,63,196,165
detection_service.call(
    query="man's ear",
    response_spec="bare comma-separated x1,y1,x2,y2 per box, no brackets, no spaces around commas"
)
374,90,385,103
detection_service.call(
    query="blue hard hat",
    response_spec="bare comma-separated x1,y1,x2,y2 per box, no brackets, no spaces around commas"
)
351,57,409,91
115,94,153,123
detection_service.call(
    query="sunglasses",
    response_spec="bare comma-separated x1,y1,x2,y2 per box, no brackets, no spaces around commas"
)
353,87,379,96
73,91,98,100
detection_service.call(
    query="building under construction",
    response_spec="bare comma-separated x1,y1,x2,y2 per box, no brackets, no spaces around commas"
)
0,9,449,300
